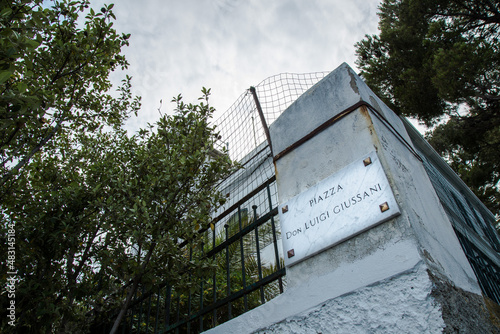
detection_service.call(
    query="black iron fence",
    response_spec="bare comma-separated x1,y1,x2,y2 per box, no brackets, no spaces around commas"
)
406,121,500,305
455,231,500,304
119,177,283,334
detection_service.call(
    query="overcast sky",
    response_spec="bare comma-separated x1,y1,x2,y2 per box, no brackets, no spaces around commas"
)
90,0,382,133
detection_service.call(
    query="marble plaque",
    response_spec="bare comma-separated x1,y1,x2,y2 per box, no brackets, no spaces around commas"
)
279,151,400,266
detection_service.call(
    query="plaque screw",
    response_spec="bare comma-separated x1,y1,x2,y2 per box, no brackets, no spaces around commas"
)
287,249,295,258
379,202,389,212
363,157,372,166
282,205,289,214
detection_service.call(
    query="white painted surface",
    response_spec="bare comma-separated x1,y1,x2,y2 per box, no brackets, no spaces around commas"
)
368,114,481,294
269,62,480,295
280,151,400,266
254,263,445,334
204,63,483,333
204,240,424,334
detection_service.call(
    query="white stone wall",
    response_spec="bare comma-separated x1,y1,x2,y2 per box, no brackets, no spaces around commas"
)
254,264,444,334
203,63,492,333
204,239,424,333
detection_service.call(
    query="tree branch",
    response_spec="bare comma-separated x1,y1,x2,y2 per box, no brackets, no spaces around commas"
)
0,118,62,189
109,241,157,334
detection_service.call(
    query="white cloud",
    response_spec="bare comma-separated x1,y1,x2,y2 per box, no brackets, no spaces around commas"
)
91,0,381,133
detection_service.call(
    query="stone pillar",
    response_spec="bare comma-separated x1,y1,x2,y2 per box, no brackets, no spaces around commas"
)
205,63,498,333
270,63,478,293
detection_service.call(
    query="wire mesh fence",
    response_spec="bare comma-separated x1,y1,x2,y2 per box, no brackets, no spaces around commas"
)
212,71,330,162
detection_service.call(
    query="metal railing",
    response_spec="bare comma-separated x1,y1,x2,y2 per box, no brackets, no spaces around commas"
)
455,230,500,304
111,72,331,333
114,153,283,334
110,70,500,333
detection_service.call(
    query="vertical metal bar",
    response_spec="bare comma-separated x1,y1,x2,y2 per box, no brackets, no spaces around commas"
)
187,246,193,334
137,287,144,334
225,224,232,319
250,86,273,155
491,265,500,302
154,286,161,334
145,294,152,332
175,296,180,334
267,183,284,293
253,205,265,304
199,242,205,332
128,303,134,333
122,315,126,334
165,285,172,327
212,225,217,327
238,206,248,311
484,264,496,301
129,288,138,332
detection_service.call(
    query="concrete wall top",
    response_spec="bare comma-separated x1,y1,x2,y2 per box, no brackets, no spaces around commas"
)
203,62,489,333
269,63,410,156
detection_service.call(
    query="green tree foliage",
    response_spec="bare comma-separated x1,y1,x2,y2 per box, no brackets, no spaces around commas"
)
0,0,140,191
1,89,237,333
355,0,500,218
0,1,238,332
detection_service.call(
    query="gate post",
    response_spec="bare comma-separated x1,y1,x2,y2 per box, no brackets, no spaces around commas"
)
205,63,499,333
